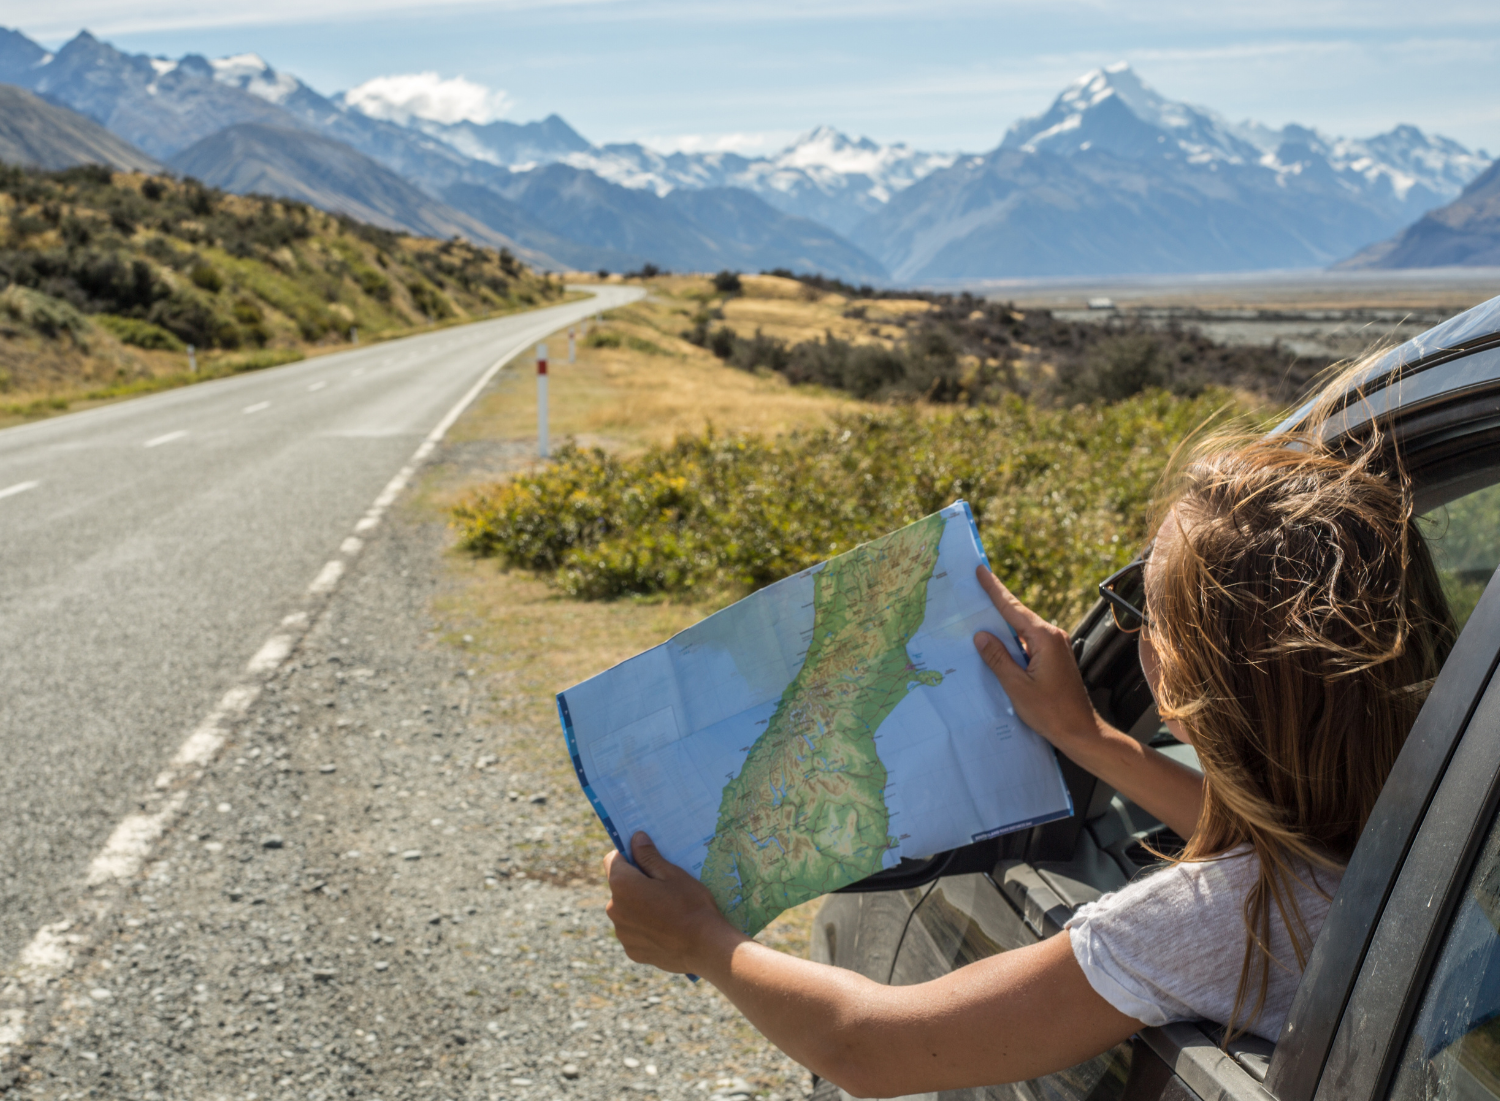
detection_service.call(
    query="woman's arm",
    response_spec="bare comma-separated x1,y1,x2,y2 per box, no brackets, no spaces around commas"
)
970,567,1204,841
605,834,1143,1099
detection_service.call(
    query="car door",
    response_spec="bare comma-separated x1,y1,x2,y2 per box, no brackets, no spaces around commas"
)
811,360,1500,1101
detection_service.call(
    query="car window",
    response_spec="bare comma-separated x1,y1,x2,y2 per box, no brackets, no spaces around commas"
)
1387,802,1500,1100
1421,482,1500,632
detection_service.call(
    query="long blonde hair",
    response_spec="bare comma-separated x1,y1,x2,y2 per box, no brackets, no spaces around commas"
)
1145,400,1456,1036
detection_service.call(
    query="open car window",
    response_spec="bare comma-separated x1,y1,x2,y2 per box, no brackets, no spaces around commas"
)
1422,481,1500,633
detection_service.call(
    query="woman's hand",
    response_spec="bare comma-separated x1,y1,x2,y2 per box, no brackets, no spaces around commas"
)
971,566,1102,751
972,566,1205,839
604,832,746,974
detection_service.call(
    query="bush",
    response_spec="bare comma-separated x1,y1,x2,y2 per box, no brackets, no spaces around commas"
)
453,393,1233,622
94,314,185,351
190,263,224,293
0,285,90,341
713,270,742,294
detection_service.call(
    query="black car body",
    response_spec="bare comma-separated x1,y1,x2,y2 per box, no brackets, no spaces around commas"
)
811,293,1500,1101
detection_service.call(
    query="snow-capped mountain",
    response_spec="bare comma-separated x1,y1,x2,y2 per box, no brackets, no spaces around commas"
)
358,110,958,236
1002,63,1488,225
1003,63,1262,166
856,63,1494,282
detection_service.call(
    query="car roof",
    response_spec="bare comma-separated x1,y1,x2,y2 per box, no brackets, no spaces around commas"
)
1275,292,1500,438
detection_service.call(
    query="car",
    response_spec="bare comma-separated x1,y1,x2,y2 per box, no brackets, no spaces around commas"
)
810,292,1500,1101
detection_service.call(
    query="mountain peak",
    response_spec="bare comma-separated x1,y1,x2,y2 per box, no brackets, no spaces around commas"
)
211,52,301,105
1005,61,1259,165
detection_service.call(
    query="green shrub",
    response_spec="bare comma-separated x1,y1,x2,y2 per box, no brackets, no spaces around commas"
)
453,392,1234,623
190,263,224,293
585,330,621,348
0,285,89,341
713,270,742,294
94,314,185,351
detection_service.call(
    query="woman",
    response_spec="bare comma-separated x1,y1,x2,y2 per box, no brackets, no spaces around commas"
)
602,424,1455,1097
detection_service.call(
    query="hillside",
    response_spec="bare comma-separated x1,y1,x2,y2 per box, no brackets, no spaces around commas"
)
0,83,161,172
1339,159,1500,269
0,164,562,415
167,123,556,267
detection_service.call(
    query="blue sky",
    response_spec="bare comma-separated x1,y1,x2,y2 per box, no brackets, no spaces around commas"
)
15,0,1500,155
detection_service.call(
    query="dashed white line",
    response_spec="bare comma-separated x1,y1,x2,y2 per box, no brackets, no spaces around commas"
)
307,560,344,595
307,381,327,392
243,401,271,414
0,296,627,1065
0,480,38,500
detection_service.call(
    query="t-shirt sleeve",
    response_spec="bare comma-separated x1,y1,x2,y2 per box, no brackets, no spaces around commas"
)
1064,859,1251,1029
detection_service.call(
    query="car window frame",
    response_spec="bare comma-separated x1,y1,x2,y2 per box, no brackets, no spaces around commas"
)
1294,567,1500,1101
1265,398,1500,1101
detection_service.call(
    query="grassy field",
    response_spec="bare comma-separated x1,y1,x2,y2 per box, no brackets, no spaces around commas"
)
0,165,564,424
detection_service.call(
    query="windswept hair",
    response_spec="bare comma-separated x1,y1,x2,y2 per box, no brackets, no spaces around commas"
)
1145,365,1457,1038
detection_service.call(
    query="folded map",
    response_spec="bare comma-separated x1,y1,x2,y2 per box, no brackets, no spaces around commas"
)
559,502,1072,936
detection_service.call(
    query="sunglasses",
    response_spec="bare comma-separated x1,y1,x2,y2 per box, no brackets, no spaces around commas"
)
1099,544,1153,633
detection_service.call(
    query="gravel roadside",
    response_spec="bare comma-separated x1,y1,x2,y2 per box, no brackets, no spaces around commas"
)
8,435,812,1101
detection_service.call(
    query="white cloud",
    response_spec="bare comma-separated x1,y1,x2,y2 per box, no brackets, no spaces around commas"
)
638,131,796,155
341,71,511,125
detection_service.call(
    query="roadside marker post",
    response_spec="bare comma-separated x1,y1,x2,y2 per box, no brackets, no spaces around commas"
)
187,344,196,373
568,328,577,364
537,342,549,459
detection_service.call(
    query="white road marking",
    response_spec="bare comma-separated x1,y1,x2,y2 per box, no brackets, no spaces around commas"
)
0,295,628,1065
246,634,295,675
351,367,365,377
0,481,38,500
308,381,327,392
85,794,187,886
340,536,364,556
308,560,344,595
243,401,271,414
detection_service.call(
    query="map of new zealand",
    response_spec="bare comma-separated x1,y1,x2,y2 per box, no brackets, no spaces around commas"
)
559,503,1072,936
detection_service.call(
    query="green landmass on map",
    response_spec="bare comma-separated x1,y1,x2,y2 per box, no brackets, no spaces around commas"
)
699,512,948,935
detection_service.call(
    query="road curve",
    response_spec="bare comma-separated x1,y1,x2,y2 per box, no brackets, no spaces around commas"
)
0,285,642,964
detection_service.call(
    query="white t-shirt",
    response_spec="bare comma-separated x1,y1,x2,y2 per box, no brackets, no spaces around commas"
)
1064,846,1342,1042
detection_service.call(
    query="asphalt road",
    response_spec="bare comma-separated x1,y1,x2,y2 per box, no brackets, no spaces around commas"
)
0,286,641,968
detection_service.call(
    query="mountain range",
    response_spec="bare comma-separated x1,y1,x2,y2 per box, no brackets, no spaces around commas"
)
0,29,1493,282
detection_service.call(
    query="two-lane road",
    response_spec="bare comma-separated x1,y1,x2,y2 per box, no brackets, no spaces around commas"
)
0,285,640,964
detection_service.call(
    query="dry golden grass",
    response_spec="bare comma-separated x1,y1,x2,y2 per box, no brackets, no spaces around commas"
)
451,282,858,455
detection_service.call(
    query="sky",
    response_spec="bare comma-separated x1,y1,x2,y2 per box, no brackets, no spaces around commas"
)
12,0,1500,156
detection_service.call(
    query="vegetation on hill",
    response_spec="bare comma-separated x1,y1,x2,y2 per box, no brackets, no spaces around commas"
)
688,271,1332,407
454,394,1230,623
452,273,1298,625
0,164,562,416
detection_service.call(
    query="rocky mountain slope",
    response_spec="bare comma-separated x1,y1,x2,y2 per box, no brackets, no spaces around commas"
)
851,64,1489,281
1340,159,1500,269
2,27,1490,283
0,84,160,172
166,123,549,264
0,29,887,279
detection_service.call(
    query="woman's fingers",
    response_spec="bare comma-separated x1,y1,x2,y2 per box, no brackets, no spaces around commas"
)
976,566,1046,639
974,630,1028,691
631,832,673,879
